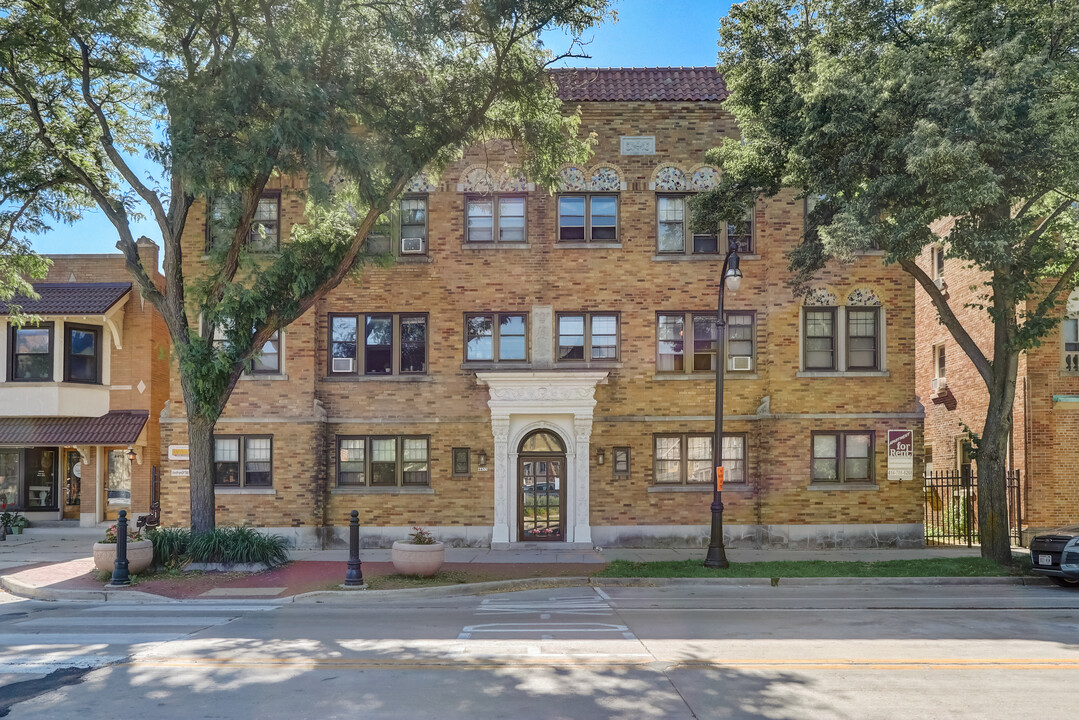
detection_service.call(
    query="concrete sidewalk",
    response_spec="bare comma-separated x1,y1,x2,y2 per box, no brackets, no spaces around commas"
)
0,527,992,603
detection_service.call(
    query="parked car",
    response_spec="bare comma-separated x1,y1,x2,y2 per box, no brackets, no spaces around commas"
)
1029,525,1079,588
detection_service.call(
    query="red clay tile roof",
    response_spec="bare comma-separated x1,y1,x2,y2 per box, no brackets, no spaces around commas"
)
0,410,148,445
552,67,727,102
0,282,131,316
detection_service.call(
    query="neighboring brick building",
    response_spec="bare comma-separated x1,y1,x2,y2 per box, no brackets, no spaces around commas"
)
161,67,925,549
0,240,170,527
916,221,1079,541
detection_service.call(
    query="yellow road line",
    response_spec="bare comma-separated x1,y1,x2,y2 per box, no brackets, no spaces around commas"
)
129,656,1079,671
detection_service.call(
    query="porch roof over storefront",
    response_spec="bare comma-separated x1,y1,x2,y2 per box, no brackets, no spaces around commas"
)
0,410,148,445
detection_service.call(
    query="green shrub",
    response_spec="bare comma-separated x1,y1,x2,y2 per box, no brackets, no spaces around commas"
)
147,527,191,569
186,526,289,566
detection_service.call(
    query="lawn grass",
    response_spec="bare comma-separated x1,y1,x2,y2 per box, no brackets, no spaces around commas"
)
594,556,1031,579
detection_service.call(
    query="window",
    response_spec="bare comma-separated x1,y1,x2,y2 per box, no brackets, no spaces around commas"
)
328,313,427,376
206,194,280,252
8,323,53,381
811,431,873,484
656,195,722,254
932,245,945,280
557,313,619,361
934,343,946,379
335,436,430,487
366,195,429,255
804,308,837,370
1063,319,1079,372
846,308,880,370
727,206,754,253
251,331,281,374
466,195,527,244
612,447,630,476
465,313,527,362
657,312,755,374
452,448,470,476
558,195,618,242
63,324,101,383
653,434,746,485
214,435,273,487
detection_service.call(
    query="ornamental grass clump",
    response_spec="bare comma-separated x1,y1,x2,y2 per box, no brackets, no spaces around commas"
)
147,527,191,569
185,526,289,566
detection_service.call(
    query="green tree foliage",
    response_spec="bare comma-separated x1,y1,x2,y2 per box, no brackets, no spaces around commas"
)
695,0,1079,563
0,0,608,533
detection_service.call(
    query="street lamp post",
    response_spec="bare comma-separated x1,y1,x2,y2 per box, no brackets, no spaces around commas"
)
704,237,742,569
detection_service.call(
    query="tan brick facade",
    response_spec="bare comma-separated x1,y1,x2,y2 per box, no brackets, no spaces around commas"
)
162,75,924,548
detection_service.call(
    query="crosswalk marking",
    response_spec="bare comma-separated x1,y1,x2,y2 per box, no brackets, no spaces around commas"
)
17,616,234,627
459,590,640,641
85,603,278,613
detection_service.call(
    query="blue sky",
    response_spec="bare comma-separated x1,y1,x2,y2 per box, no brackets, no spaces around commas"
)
31,0,732,256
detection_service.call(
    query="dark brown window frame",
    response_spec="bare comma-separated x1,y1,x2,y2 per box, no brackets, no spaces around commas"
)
653,433,747,486
655,193,723,255
555,312,620,363
657,311,757,375
845,307,881,371
463,312,529,363
556,193,619,243
213,434,274,487
63,322,103,384
8,321,54,382
398,194,430,255
452,447,471,476
326,313,429,377
249,330,281,375
612,446,631,476
464,193,528,245
810,430,875,484
803,307,838,371
205,191,282,253
334,435,431,487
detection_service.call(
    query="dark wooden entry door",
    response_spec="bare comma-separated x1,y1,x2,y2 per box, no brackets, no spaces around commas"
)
519,456,564,541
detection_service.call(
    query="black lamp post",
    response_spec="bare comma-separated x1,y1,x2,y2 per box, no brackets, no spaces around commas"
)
704,237,743,569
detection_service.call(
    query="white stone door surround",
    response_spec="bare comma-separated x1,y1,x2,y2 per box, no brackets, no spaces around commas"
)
475,371,608,548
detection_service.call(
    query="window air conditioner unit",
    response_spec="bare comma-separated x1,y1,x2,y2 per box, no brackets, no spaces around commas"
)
934,277,946,290
728,356,753,371
932,376,947,392
332,357,355,373
401,238,425,255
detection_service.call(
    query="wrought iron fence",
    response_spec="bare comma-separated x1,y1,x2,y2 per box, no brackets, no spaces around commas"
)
923,470,1023,547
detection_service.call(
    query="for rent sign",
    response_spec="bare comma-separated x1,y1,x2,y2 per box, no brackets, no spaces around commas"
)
887,429,914,481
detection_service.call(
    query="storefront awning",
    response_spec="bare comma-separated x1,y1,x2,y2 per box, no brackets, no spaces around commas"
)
0,410,149,445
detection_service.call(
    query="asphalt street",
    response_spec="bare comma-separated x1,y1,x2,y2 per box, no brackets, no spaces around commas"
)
1,582,1077,719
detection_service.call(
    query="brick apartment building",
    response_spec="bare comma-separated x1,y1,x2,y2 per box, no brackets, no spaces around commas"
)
159,67,925,549
0,240,170,527
917,221,1079,541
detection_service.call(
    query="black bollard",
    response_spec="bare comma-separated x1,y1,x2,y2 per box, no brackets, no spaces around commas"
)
109,510,131,587
344,510,364,587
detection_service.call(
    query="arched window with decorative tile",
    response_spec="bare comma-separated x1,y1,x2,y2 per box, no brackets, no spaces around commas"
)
556,165,620,244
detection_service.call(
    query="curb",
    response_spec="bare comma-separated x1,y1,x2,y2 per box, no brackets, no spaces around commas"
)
282,576,594,603
1,574,175,603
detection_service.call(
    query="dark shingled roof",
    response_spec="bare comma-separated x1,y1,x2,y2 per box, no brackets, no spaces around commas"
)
0,410,149,445
552,67,727,102
0,282,131,316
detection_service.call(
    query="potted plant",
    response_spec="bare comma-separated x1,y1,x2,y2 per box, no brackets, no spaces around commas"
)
1,503,21,536
93,524,154,574
391,526,445,576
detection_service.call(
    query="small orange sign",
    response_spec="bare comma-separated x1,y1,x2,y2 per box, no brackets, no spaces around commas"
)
716,467,724,491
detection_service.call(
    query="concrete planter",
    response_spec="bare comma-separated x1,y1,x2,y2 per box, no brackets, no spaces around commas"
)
390,541,445,576
93,540,153,574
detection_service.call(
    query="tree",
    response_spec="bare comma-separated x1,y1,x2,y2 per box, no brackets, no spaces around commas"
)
0,0,608,533
695,0,1079,563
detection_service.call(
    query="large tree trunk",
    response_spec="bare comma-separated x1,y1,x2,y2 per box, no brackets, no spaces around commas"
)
185,413,217,535
977,348,1020,565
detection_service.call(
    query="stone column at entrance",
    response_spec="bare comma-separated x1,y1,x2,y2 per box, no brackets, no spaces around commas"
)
573,416,593,545
491,416,511,545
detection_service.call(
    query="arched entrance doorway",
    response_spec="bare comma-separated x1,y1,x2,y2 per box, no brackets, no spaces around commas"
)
518,430,566,541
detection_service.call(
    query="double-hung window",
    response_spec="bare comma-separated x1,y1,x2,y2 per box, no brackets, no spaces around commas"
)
804,308,837,370
64,324,102,383
556,313,619,361
653,434,747,485
328,313,427,376
8,323,53,381
812,431,873,484
846,308,880,370
727,206,754,253
211,323,281,376
367,196,429,255
465,313,527,362
656,195,720,254
658,312,755,374
558,195,618,242
335,435,430,487
1064,318,1079,373
206,193,280,252
466,195,526,244
213,435,273,487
